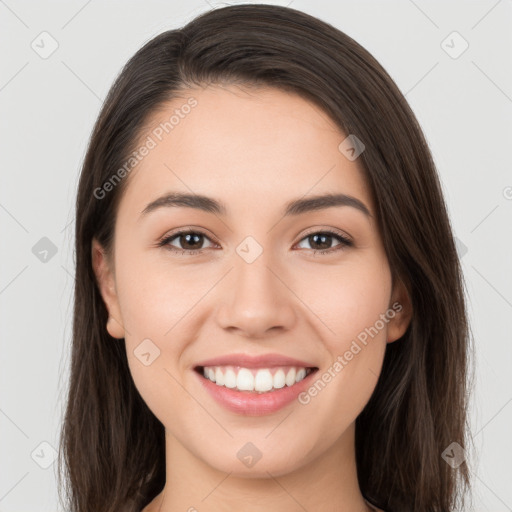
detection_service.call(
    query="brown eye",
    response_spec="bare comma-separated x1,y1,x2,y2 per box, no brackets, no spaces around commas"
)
158,228,352,256
159,230,215,253
296,230,353,255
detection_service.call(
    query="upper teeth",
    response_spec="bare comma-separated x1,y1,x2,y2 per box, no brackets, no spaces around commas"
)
202,366,311,393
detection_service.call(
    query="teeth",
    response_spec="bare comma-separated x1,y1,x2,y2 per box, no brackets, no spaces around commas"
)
295,368,306,382
254,369,273,392
273,369,286,389
224,368,237,389
215,367,224,386
237,368,255,391
201,365,312,393
285,367,296,386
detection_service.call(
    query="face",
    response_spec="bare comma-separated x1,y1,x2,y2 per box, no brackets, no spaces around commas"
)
93,85,411,478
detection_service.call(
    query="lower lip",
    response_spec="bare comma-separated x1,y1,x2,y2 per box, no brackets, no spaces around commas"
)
194,368,318,416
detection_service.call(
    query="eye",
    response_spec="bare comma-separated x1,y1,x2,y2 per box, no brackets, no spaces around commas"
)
158,229,216,254
157,228,353,256
295,229,353,256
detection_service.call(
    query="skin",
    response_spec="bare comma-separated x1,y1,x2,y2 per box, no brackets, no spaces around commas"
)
92,85,412,512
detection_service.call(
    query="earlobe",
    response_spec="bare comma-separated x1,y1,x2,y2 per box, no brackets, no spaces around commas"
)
387,276,413,344
106,316,125,340
91,238,125,339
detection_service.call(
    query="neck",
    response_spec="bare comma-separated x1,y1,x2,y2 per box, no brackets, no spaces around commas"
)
146,422,372,512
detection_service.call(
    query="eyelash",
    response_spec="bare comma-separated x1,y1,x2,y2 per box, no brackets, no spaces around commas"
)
157,228,353,257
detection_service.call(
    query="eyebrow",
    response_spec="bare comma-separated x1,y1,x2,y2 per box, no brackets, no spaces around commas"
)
139,191,372,220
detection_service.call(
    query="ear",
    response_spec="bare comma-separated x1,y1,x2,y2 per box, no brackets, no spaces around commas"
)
387,275,413,344
91,237,125,339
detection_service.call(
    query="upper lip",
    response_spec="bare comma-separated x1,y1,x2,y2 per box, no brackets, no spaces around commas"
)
194,353,318,369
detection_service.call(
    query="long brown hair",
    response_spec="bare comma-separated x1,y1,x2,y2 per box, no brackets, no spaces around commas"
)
58,4,475,511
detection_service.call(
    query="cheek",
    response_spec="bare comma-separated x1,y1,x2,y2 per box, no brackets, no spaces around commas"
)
114,245,196,337
296,261,391,418
297,258,392,347
112,250,194,416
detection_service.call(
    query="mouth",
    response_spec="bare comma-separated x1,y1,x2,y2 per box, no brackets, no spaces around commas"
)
194,365,319,394
191,353,320,415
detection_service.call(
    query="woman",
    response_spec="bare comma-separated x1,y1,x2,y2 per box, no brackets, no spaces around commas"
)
58,4,474,512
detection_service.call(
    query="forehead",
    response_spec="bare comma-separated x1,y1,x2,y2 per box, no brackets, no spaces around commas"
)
117,85,373,222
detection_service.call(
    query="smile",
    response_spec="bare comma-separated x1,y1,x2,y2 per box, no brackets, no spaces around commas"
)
194,365,319,416
198,365,315,393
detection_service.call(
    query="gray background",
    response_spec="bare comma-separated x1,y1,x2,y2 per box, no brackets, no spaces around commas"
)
1,0,511,510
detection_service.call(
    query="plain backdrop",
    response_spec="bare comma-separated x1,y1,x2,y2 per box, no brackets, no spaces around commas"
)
1,1,511,510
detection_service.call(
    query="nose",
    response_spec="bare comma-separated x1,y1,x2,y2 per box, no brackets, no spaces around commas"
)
215,253,297,339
